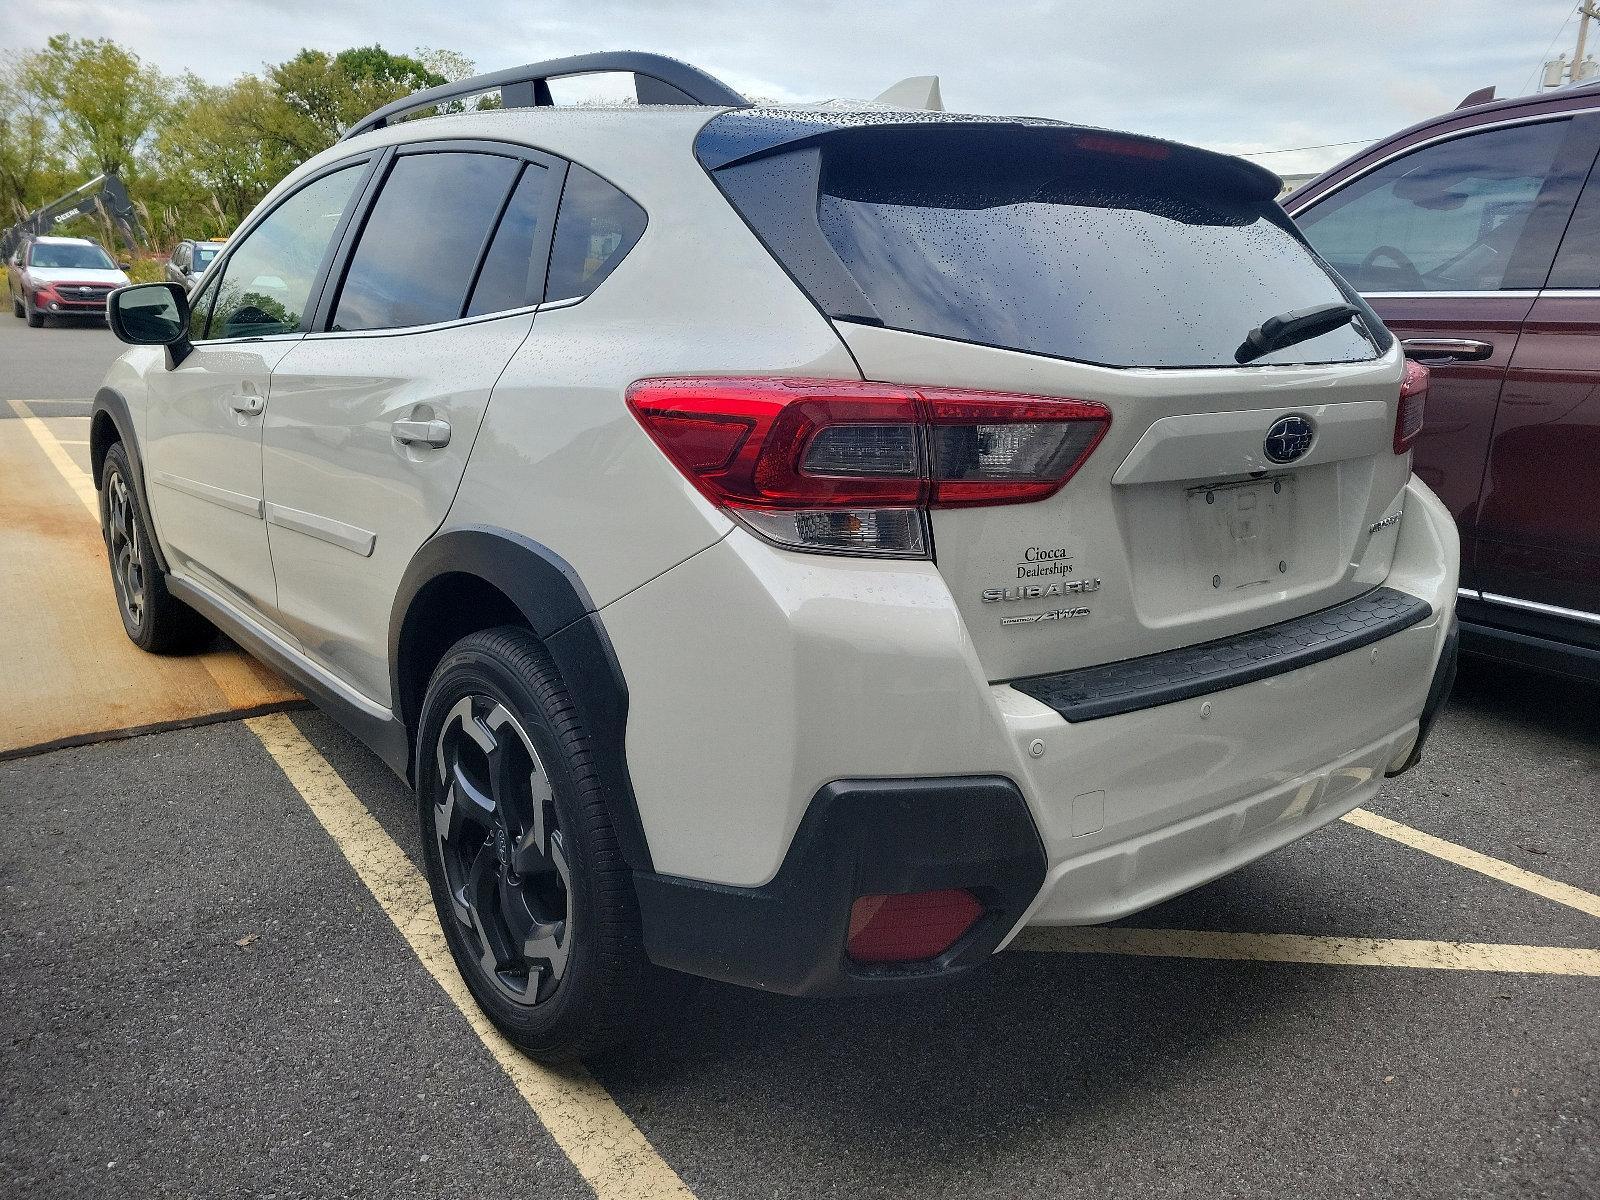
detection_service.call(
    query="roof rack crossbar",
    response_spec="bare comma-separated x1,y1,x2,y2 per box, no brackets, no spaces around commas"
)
342,51,749,140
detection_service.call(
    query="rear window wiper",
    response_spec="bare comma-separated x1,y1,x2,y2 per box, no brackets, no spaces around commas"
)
1235,302,1363,365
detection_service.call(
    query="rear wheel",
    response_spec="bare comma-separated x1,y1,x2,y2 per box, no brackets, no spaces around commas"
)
100,442,212,653
417,625,687,1061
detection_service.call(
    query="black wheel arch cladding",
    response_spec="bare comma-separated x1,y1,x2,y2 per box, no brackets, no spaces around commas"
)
391,525,655,872
91,387,169,574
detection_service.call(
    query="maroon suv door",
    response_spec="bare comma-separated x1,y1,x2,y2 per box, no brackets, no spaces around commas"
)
1478,172,1600,629
1291,113,1599,587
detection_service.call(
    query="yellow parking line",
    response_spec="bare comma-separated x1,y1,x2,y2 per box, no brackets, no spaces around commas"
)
8,399,98,518
13,403,301,714
1343,808,1600,920
244,713,694,1200
1017,926,1600,975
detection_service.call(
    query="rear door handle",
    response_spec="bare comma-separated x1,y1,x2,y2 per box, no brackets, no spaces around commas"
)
392,417,451,448
229,394,265,415
1400,338,1493,362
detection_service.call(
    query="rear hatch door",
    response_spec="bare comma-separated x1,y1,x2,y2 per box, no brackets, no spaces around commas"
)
699,114,1411,680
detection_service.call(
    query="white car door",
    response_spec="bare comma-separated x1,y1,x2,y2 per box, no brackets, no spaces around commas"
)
143,160,373,621
261,144,565,704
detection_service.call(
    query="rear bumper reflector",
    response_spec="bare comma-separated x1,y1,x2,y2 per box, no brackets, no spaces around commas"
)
1010,586,1433,722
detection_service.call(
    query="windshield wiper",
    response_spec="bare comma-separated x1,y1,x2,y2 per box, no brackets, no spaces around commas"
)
1235,302,1363,365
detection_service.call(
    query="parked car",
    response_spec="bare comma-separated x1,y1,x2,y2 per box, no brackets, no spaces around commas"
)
7,235,130,327
1287,82,1600,682
92,52,1458,1061
165,238,226,288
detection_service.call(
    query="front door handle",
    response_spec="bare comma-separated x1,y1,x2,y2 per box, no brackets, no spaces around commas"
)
1400,338,1493,362
229,393,265,416
392,417,451,448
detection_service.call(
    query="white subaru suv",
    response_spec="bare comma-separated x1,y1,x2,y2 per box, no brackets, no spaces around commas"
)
95,53,1459,1060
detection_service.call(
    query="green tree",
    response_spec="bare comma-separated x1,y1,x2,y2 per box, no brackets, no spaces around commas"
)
0,54,62,221
255,46,444,159
22,35,168,180
153,75,282,232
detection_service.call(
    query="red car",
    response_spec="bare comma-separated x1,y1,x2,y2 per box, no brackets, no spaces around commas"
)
1288,83,1600,682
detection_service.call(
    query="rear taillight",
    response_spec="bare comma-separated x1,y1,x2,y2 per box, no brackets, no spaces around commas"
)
626,377,1110,558
1395,359,1428,455
846,889,984,964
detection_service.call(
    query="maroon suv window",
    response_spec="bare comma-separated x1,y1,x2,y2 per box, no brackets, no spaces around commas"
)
1297,120,1573,293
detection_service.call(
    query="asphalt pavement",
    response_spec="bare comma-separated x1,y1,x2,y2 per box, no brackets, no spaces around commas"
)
1,311,1596,1199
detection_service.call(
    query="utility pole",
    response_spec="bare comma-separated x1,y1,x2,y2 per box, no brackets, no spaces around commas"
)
1576,1,1600,82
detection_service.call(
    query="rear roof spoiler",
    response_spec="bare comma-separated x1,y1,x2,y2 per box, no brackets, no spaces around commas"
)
342,51,749,141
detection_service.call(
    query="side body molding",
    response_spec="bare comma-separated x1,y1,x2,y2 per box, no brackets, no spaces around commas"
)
389,526,654,872
90,386,168,573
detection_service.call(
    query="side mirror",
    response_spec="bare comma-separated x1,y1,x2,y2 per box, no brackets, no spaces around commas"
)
108,283,192,365
117,260,131,270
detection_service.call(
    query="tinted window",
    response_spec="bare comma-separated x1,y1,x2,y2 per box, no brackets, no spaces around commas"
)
544,165,646,301
1548,172,1600,287
332,152,519,332
1298,121,1571,293
193,245,220,271
205,164,364,340
30,243,114,269
711,123,1375,368
466,162,559,317
188,275,218,341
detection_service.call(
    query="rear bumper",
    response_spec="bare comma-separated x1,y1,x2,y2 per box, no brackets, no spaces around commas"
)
609,476,1458,992
636,777,1046,996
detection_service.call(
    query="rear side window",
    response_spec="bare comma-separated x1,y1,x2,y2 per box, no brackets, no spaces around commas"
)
702,120,1382,369
332,151,519,332
1297,120,1575,293
544,166,647,302
466,162,561,317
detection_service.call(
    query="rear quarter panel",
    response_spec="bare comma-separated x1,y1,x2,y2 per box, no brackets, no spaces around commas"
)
446,113,861,609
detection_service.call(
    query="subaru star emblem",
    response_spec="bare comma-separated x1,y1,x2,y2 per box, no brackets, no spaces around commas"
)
1264,414,1315,464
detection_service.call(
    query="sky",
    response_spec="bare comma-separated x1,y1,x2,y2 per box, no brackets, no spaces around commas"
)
3,0,1589,176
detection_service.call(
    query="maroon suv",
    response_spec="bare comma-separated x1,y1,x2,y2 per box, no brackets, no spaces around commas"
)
1288,83,1600,682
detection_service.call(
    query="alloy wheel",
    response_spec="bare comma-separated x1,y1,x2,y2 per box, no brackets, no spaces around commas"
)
433,694,572,1006
105,470,146,629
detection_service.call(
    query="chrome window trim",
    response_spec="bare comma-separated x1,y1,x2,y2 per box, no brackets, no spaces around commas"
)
1361,290,1540,300
300,295,584,342
1479,591,1600,627
188,331,305,348
1285,111,1589,219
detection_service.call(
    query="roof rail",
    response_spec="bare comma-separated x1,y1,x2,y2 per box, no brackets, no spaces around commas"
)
342,51,749,141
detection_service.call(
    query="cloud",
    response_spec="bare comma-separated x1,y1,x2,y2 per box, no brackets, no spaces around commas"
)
2,0,1579,170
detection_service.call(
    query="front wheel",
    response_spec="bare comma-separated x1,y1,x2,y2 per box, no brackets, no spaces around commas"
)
417,626,687,1061
100,442,212,653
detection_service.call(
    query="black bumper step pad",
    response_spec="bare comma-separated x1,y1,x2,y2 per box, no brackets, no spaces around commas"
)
1010,587,1433,722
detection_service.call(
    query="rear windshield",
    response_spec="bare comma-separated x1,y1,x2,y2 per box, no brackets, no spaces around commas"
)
705,121,1383,369
193,245,220,269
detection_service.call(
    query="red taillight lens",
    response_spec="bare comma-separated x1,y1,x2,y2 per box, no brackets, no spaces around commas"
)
627,377,1110,557
846,889,984,964
1395,359,1428,455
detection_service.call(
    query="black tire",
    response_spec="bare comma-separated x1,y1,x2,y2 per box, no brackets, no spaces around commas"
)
25,295,43,328
99,442,213,653
417,625,689,1061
